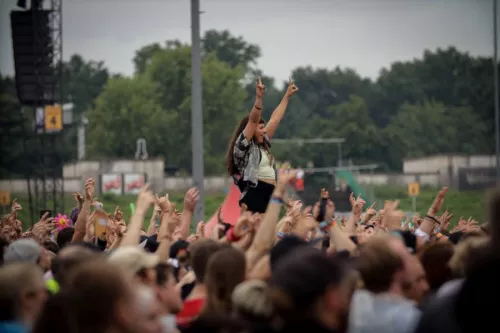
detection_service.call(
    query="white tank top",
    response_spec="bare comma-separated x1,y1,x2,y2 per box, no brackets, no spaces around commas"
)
258,148,276,180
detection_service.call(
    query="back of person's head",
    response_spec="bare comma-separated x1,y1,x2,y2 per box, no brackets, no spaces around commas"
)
419,242,454,290
357,236,405,293
270,235,308,272
0,262,46,322
42,240,60,255
269,247,346,321
3,238,41,264
51,244,99,288
232,279,274,322
62,259,136,332
203,247,246,316
449,236,490,278
56,227,75,249
32,293,71,333
189,239,221,284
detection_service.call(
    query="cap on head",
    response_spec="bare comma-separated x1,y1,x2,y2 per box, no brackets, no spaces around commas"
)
3,238,41,264
108,246,160,274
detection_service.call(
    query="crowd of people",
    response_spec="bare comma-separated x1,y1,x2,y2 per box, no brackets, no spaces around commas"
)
0,173,495,333
0,77,497,333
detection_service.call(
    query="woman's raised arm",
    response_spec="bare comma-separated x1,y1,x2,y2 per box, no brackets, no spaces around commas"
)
242,77,265,140
265,78,298,138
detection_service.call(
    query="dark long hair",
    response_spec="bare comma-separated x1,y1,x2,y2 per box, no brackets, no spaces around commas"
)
225,116,267,176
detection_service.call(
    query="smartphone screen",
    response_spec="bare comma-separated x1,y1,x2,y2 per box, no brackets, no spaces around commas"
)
40,210,53,219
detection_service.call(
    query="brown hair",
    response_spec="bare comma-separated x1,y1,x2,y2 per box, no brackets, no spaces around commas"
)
203,247,246,316
357,237,404,293
64,259,133,333
419,242,454,290
225,116,267,176
0,263,44,321
189,239,221,283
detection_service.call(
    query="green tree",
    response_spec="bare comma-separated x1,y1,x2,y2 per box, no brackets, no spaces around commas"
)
86,76,170,159
202,29,261,70
89,44,247,175
383,101,489,169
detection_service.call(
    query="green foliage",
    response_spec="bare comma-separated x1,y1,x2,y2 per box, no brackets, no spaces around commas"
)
0,32,497,177
373,185,487,224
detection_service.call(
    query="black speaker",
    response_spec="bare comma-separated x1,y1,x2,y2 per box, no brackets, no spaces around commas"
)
10,10,56,106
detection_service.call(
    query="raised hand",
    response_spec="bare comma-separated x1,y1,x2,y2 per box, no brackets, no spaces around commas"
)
11,198,22,214
196,221,205,238
351,195,366,217
32,212,55,240
135,184,155,214
84,178,96,201
72,192,84,207
438,210,453,231
184,188,200,213
285,77,299,97
256,76,265,98
156,193,172,213
380,200,404,230
428,187,448,216
113,206,123,221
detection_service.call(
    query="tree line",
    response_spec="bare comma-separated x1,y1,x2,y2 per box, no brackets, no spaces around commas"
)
0,29,497,178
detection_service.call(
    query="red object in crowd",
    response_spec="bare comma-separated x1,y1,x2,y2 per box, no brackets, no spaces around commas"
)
176,297,205,327
295,178,304,191
204,184,241,237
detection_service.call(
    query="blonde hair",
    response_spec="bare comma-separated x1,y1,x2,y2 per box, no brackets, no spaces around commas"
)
232,280,273,320
448,236,489,277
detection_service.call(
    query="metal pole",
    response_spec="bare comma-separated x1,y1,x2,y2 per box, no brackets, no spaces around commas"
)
190,0,205,221
412,196,417,213
337,142,342,167
494,0,500,182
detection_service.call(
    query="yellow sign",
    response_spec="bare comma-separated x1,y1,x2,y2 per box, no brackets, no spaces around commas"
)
408,182,420,197
45,105,63,131
0,191,11,206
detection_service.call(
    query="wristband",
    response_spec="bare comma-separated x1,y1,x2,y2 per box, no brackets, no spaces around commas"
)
425,215,440,224
226,227,242,242
270,196,283,205
276,231,285,239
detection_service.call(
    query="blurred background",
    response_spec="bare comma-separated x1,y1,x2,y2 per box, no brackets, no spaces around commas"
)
0,0,498,225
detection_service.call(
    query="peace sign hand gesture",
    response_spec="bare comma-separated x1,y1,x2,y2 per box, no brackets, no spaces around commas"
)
286,77,299,97
256,76,265,98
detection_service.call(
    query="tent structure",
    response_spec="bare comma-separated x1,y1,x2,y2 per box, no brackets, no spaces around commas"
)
204,184,241,237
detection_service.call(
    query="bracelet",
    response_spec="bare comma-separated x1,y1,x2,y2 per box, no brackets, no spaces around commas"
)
270,196,283,205
276,231,285,239
425,215,440,224
226,227,242,243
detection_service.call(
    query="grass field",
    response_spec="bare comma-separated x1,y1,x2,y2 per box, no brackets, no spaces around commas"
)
371,185,487,224
6,186,487,230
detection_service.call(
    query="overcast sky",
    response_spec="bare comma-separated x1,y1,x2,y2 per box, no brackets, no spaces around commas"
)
0,0,498,84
